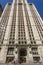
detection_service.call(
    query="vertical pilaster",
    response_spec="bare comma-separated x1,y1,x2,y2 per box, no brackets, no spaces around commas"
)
14,0,18,63
14,47,18,63
38,46,43,62
15,0,18,44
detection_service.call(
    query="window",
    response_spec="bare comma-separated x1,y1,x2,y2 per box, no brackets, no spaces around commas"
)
33,57,40,62
8,3,12,5
0,48,1,51
31,41,33,44
18,3,22,5
31,47,37,51
25,41,27,44
42,41,43,43
29,3,32,5
32,52,38,55
19,48,27,56
7,47,14,55
19,41,20,44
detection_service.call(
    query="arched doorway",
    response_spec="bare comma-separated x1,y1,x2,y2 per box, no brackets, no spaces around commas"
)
19,48,27,63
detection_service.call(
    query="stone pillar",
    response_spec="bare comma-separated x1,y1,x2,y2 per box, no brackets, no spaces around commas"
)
38,46,43,62
15,0,18,44
27,47,33,63
14,47,18,63
41,46,43,62
14,0,18,63
0,0,15,63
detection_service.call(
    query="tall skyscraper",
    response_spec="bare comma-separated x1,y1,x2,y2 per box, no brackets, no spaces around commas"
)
0,0,43,64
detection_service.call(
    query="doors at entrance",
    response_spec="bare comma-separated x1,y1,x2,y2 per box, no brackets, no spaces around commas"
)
19,48,27,63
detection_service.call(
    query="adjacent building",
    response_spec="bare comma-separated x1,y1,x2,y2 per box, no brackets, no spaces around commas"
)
0,4,3,17
0,0,43,64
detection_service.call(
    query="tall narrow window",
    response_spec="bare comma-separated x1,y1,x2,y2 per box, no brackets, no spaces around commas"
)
7,47,14,55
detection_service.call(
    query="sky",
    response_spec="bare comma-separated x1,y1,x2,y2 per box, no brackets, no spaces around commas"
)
0,0,43,20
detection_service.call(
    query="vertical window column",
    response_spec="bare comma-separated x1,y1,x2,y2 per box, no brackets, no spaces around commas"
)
0,0,15,63
22,0,31,63
9,0,17,45
22,0,30,45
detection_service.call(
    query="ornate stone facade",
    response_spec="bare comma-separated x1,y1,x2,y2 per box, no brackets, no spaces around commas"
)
0,0,43,64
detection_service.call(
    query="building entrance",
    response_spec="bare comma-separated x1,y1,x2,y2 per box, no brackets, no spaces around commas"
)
19,48,27,63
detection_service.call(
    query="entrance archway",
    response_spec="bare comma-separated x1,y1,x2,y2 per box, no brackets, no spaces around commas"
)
19,48,27,63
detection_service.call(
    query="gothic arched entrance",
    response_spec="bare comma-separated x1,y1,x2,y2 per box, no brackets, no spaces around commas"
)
19,48,27,63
